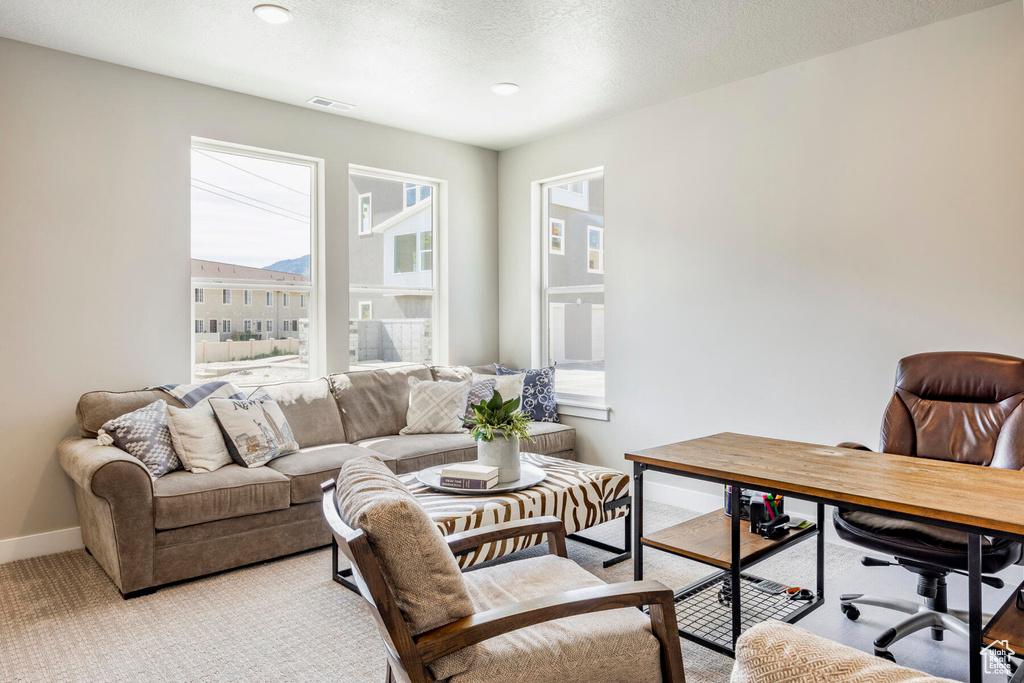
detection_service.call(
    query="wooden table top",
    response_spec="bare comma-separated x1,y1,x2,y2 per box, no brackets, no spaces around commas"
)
627,432,1024,538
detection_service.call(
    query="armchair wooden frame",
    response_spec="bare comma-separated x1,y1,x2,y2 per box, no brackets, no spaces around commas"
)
321,480,686,683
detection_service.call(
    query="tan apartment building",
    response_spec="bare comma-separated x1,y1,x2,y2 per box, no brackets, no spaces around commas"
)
191,258,310,342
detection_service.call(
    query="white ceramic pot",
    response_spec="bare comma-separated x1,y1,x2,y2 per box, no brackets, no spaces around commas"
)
477,431,521,483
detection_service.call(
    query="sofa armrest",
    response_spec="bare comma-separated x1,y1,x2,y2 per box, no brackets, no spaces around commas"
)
58,437,155,595
59,437,151,495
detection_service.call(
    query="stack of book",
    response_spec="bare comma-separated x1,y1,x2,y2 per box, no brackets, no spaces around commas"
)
439,463,500,490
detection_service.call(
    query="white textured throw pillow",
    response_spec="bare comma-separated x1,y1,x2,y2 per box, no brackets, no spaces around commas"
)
165,404,233,473
472,372,524,405
209,397,299,468
400,377,471,435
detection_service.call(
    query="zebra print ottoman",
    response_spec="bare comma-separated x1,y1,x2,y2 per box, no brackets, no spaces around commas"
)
401,452,631,569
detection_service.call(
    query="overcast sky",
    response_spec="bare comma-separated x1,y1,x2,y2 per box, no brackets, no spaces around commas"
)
191,148,311,268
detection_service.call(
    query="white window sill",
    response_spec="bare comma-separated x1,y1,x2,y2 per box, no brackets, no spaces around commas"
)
556,398,610,421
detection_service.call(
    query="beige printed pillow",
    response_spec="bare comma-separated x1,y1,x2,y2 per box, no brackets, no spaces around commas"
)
400,377,470,435
165,404,232,473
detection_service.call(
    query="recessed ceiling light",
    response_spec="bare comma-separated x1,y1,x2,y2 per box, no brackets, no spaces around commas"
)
490,82,520,96
253,4,292,24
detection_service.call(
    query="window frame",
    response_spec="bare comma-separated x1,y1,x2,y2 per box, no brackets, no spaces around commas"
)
243,289,252,306
266,291,274,306
536,167,607,416
549,218,565,255
282,292,290,308
190,137,326,383
222,289,231,304
358,192,373,235
350,165,447,367
586,225,604,274
195,288,204,303
359,301,373,320
266,319,274,334
195,319,205,333
222,319,231,334
300,294,307,308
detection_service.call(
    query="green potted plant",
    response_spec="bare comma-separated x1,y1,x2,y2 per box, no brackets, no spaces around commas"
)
465,391,533,482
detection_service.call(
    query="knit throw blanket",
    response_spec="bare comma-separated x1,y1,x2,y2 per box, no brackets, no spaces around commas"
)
152,381,246,408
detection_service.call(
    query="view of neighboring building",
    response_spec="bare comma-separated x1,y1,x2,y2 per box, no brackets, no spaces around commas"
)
544,175,605,398
191,258,309,342
348,173,437,368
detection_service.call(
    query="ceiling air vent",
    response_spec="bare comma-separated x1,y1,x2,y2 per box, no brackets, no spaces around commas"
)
307,96,355,112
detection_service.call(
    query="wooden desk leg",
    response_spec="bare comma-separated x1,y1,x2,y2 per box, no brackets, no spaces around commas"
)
730,482,742,647
633,462,644,582
968,533,982,683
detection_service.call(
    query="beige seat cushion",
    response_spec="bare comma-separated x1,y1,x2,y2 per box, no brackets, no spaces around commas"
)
437,554,662,683
354,433,477,474
153,465,290,530
525,422,575,455
267,444,394,504
335,456,475,641
329,365,433,442
731,622,957,683
250,378,346,448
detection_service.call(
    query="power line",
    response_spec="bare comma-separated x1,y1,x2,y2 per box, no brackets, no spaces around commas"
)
191,178,310,219
194,149,311,197
190,184,309,224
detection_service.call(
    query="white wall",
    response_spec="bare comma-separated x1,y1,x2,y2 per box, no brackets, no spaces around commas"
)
0,38,498,543
498,2,1024,499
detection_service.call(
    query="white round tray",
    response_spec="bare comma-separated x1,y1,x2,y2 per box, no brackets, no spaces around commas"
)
416,462,546,495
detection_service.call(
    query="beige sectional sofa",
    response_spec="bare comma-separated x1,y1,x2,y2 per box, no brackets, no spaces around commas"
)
58,363,576,597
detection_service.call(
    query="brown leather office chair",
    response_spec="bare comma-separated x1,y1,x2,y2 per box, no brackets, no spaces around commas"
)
835,352,1024,661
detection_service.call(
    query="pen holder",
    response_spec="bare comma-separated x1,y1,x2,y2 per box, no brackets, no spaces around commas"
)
725,486,784,523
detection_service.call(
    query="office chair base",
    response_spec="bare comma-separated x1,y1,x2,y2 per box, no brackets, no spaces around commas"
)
840,592,991,656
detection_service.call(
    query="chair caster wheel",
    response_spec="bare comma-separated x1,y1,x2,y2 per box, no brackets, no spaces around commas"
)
841,604,860,621
874,650,895,662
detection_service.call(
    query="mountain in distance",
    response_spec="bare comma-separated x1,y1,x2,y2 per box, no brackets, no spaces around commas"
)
264,254,310,277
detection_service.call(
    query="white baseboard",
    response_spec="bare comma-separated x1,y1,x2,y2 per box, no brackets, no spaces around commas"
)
642,479,858,550
0,527,83,565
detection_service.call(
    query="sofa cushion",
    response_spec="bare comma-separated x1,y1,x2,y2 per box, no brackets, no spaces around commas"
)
250,378,346,448
526,422,576,455
355,433,477,474
732,621,955,683
153,464,290,530
77,389,184,438
438,554,661,683
267,443,393,504
335,456,475,643
329,364,433,442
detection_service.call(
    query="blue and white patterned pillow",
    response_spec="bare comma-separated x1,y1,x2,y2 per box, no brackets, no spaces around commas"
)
98,399,181,479
494,364,559,423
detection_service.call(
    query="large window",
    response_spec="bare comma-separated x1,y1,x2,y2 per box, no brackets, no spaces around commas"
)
191,139,322,383
541,171,605,402
349,167,441,369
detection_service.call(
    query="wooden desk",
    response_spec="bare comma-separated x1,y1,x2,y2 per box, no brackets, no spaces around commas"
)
627,433,1024,683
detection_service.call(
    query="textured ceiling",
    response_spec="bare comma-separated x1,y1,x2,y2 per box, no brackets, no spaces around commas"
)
0,0,1008,150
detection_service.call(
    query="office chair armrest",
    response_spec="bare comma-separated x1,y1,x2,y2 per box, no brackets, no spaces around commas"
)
414,580,686,681
837,441,873,451
445,516,567,559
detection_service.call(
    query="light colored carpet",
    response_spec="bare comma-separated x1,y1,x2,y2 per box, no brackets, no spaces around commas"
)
0,502,861,682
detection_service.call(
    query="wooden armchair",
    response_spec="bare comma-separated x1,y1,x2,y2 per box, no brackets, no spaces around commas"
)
322,477,686,683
